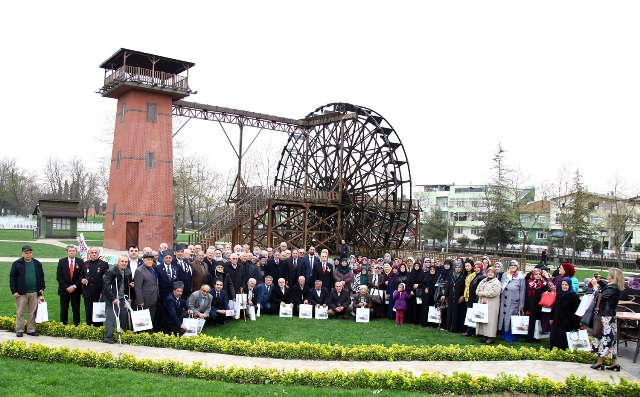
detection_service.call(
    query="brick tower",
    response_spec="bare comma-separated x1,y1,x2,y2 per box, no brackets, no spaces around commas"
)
98,49,194,250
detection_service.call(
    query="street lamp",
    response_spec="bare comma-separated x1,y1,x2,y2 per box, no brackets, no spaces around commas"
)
600,229,607,271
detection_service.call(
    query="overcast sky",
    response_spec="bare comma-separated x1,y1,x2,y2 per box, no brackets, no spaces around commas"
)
2,1,638,196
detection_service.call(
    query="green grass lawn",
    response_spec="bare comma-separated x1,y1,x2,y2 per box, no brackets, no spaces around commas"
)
1,357,463,397
0,242,67,258
0,229,34,241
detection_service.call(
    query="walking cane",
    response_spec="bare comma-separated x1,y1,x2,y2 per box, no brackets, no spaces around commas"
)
114,277,122,347
243,293,247,322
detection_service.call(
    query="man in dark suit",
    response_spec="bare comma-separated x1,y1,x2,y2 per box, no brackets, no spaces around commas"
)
80,247,109,326
313,252,334,292
328,281,353,319
56,245,84,326
173,244,193,296
303,246,320,289
225,253,245,301
255,276,274,314
271,277,292,310
134,253,159,325
161,281,193,335
155,250,180,329
308,279,330,315
102,255,133,343
290,276,310,315
265,251,287,284
127,245,143,303
209,279,232,326
285,249,305,287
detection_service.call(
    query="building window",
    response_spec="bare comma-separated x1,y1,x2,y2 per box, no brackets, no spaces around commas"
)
453,212,468,222
111,204,117,225
536,215,546,223
455,227,463,235
519,231,525,238
52,218,71,230
554,213,561,224
520,214,530,223
120,103,126,122
116,150,122,170
147,102,158,123
455,200,465,207
471,228,480,236
145,151,156,170
589,217,599,225
537,232,547,239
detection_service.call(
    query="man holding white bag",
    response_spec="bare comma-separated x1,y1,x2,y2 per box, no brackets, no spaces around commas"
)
10,245,45,337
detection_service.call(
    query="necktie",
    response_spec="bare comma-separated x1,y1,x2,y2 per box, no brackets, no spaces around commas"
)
293,259,297,271
69,259,74,279
149,266,157,280
166,265,171,278
216,292,220,304
323,262,326,273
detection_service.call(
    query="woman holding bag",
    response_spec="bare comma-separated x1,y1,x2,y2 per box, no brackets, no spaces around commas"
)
525,268,549,343
590,268,623,371
497,260,526,342
548,278,580,350
475,267,502,344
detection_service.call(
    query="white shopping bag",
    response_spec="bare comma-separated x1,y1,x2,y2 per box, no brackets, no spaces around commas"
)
256,304,261,317
130,308,153,332
427,306,441,323
472,303,489,323
416,297,423,304
197,318,206,333
299,304,313,319
92,301,106,323
511,315,529,335
315,306,328,319
233,300,242,319
279,304,293,317
566,329,591,351
246,305,256,321
541,306,552,313
575,294,595,317
226,309,235,318
182,317,200,337
534,320,550,339
356,307,370,323
464,306,476,328
36,297,48,323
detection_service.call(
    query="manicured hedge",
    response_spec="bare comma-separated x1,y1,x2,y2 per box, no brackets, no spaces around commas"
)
0,316,595,363
1,340,637,396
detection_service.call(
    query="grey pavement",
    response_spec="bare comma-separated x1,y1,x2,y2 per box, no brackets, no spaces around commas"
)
0,331,637,383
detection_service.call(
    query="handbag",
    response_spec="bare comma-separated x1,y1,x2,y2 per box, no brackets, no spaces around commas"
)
592,293,604,338
575,294,595,317
581,291,598,327
130,307,153,332
35,296,49,323
414,288,424,298
538,291,556,308
566,329,591,351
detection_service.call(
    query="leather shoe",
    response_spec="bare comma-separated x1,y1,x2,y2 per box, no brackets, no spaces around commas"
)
26,332,39,336
104,339,116,344
461,333,471,337
16,332,23,337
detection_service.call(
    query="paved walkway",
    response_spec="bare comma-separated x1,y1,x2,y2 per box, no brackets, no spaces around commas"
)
0,331,637,382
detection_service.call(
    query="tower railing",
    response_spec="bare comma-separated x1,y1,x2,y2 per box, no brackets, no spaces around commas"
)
103,65,189,92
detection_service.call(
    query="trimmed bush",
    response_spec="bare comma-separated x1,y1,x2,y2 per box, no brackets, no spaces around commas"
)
1,340,638,396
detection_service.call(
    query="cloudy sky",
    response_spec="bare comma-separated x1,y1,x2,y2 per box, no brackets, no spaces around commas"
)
2,1,638,195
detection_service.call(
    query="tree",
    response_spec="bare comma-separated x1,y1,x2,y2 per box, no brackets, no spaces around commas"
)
421,205,448,249
482,143,519,253
0,157,40,216
457,235,470,250
603,173,640,267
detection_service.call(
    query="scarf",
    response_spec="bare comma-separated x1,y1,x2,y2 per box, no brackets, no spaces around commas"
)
464,272,476,302
527,273,547,297
560,277,576,298
359,270,369,286
337,260,351,275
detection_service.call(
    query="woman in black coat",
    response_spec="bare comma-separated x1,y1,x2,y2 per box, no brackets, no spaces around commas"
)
434,259,452,327
446,261,467,333
525,268,549,343
419,266,438,326
549,278,581,350
406,258,424,324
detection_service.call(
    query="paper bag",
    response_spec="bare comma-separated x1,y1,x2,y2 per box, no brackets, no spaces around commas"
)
246,305,256,321
566,329,591,351
92,301,106,323
35,298,48,323
315,306,328,319
575,294,595,317
472,303,489,323
464,306,476,328
534,320,550,339
299,304,313,319
182,317,199,337
427,305,441,323
279,304,293,317
511,315,529,335
130,308,153,332
356,307,370,323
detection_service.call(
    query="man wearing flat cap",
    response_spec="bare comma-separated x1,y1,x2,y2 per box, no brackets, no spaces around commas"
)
10,245,45,337
161,281,193,335
102,255,132,343
134,253,159,326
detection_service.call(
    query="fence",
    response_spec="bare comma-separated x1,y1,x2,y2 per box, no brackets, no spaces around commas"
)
0,216,103,232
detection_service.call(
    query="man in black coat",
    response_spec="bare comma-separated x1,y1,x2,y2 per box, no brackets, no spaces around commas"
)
10,245,46,337
290,276,310,315
328,282,353,319
271,277,292,309
313,252,334,292
225,253,245,300
303,247,320,289
285,249,305,287
102,255,132,343
161,281,193,335
56,245,84,326
80,247,109,326
266,251,287,284
209,279,232,326
154,250,180,330
173,244,193,296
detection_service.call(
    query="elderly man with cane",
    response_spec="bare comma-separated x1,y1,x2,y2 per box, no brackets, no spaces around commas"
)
102,255,132,344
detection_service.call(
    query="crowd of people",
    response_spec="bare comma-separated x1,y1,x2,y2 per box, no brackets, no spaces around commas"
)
9,241,639,370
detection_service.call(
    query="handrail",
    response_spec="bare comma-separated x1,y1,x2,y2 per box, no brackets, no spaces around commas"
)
103,65,189,91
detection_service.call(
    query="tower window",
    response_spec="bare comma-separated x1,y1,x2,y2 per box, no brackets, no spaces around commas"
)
147,102,158,123
145,151,156,170
116,150,122,170
120,103,126,122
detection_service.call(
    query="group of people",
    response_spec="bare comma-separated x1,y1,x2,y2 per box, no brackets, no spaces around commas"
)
9,242,634,370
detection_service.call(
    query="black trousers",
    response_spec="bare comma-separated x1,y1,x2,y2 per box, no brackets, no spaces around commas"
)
83,297,101,326
60,291,81,326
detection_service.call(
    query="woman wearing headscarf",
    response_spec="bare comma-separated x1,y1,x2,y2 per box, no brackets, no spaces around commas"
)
406,257,424,324
433,259,452,327
422,257,432,273
590,268,623,371
498,260,526,342
419,265,439,326
383,253,392,265
619,276,640,301
548,277,581,350
525,268,549,343
353,264,368,296
494,262,504,282
334,258,354,293
368,263,386,317
386,264,398,319
461,261,485,336
446,261,467,333
475,267,503,344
